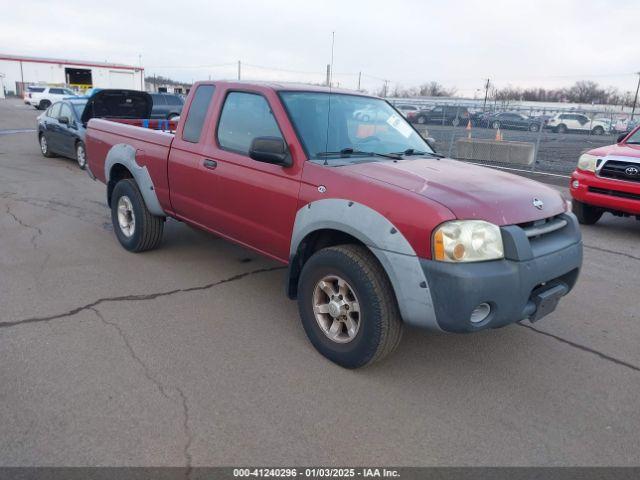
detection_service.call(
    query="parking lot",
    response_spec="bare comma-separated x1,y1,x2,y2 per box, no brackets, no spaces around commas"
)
1,97,640,467
426,124,618,174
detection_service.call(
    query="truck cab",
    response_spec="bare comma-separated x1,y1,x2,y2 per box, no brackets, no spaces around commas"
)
86,81,583,368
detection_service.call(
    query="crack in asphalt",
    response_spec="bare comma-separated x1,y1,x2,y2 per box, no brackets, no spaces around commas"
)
5,203,43,250
584,244,640,262
90,307,193,477
517,322,640,373
0,266,286,329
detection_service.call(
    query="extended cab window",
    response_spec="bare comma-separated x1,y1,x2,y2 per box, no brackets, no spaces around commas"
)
217,92,282,154
182,85,215,143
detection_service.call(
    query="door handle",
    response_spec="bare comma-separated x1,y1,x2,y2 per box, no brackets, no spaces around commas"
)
203,159,217,170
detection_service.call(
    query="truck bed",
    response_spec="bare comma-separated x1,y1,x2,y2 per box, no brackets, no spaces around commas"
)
86,118,176,210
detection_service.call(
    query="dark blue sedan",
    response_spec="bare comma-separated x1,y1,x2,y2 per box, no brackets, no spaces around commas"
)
37,90,152,169
37,98,89,168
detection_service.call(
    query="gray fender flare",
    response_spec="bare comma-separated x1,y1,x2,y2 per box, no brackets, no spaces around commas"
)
289,199,440,331
104,143,165,217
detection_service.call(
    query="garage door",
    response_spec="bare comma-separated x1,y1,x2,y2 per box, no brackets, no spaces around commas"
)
109,70,135,89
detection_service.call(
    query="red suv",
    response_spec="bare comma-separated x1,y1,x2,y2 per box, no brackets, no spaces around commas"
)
570,126,640,224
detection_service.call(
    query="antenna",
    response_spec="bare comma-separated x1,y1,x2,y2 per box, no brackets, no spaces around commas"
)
323,31,335,166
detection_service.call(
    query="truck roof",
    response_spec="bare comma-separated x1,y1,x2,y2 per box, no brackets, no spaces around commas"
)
197,80,376,98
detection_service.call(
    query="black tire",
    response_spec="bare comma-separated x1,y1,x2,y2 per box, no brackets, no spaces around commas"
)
110,179,164,252
572,199,603,225
592,126,604,136
529,123,539,132
39,133,55,158
75,141,87,170
492,120,501,129
556,124,567,134
416,115,427,125
297,244,403,368
38,100,51,110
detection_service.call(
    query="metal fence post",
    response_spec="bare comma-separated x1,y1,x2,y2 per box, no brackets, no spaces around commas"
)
532,107,545,172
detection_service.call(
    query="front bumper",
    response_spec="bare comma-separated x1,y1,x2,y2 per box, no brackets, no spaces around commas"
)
570,170,640,215
421,213,582,333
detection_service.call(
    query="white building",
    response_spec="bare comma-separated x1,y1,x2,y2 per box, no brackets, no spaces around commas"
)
0,53,144,96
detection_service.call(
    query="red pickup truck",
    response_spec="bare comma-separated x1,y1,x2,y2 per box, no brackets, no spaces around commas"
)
86,82,582,368
570,126,640,224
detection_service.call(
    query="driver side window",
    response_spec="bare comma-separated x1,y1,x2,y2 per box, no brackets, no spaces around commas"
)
59,104,73,121
48,103,62,118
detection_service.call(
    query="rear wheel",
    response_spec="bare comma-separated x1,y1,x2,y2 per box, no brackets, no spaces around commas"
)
572,199,603,225
75,141,87,169
39,134,55,158
529,123,539,132
111,179,164,252
492,120,501,129
297,244,403,368
416,115,427,124
38,100,51,110
556,124,567,134
591,126,604,136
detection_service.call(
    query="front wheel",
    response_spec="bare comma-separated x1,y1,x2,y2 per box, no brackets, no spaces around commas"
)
416,115,427,124
297,244,403,368
556,124,567,134
39,134,55,158
529,123,539,132
572,199,603,225
492,120,501,129
75,141,87,169
111,179,164,252
591,126,604,136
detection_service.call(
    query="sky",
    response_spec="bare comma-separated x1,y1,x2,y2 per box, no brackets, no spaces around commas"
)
1,0,638,97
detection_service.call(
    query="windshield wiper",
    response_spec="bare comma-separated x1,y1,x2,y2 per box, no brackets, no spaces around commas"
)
317,148,402,160
390,148,444,158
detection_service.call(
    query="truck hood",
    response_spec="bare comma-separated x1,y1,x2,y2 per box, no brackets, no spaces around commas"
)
342,158,566,225
587,141,640,159
81,90,153,125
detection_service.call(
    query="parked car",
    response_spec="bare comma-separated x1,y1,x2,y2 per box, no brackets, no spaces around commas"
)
85,81,582,368
37,90,152,169
481,112,542,132
407,105,470,126
394,104,420,118
23,85,45,104
25,86,77,110
150,93,184,120
570,126,640,224
545,113,608,135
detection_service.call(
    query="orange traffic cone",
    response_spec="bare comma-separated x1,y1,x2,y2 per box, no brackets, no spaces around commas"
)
495,128,502,141
466,119,472,139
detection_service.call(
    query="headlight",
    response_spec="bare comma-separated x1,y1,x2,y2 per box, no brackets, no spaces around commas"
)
577,153,597,172
433,220,504,262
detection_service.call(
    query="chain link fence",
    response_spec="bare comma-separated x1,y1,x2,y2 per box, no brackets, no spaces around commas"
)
389,99,638,175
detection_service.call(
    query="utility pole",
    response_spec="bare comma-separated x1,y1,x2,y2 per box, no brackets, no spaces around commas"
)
383,80,389,97
631,72,640,121
357,71,361,91
139,54,144,91
153,73,157,93
482,78,490,112
237,61,241,81
326,64,331,87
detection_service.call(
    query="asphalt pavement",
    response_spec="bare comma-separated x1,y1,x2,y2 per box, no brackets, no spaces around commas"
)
1,98,639,467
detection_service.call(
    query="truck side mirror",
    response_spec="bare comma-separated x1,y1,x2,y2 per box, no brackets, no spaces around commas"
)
616,133,628,144
249,136,291,167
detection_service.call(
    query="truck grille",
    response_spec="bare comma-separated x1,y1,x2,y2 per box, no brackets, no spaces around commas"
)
518,215,567,239
589,186,640,201
599,160,640,183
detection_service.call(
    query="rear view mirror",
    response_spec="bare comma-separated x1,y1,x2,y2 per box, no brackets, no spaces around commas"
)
249,137,291,166
58,116,69,125
617,133,628,144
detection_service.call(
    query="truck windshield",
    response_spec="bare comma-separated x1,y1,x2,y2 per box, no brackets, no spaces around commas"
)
280,92,433,161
